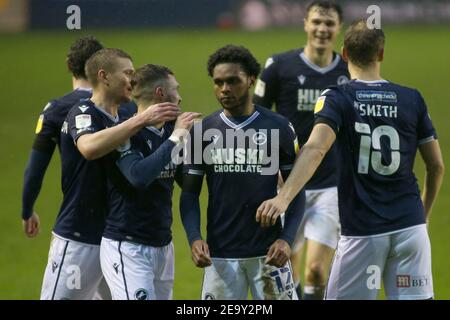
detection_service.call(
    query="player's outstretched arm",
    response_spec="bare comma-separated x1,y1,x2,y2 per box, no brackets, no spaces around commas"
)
265,189,305,268
117,112,201,189
77,103,181,160
21,146,54,237
419,139,445,220
256,123,336,223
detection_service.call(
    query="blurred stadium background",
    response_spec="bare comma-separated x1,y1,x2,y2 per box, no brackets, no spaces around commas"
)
0,0,449,299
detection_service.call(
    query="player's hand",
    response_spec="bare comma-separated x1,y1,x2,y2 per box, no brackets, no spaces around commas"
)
173,112,202,141
191,239,212,268
23,212,40,238
265,239,291,268
256,195,289,228
140,102,181,126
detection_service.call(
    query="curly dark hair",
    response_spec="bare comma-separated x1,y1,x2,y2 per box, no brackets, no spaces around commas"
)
67,35,104,79
207,44,261,78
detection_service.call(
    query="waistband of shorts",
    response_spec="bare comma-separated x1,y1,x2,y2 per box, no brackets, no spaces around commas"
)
52,231,100,247
340,224,427,239
305,186,338,193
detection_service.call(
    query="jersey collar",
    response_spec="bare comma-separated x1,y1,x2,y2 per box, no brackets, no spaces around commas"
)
145,126,165,137
219,109,260,130
299,50,341,74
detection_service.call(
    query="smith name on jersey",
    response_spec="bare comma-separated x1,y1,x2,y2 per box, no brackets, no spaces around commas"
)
253,48,350,190
314,80,437,236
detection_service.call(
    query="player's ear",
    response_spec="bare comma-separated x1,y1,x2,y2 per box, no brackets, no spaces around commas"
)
248,76,256,88
378,48,384,62
155,86,164,99
342,47,349,63
98,69,108,86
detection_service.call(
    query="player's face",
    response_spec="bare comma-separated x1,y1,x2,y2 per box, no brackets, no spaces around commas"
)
304,7,341,51
162,74,182,105
106,57,135,103
212,63,253,111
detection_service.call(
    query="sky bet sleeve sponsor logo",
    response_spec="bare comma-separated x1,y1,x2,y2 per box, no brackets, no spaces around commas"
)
356,91,398,103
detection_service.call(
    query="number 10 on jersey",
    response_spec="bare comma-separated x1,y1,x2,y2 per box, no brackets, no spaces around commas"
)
355,122,400,176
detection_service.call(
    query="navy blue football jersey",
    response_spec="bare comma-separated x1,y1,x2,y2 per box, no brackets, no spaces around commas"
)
253,48,350,189
34,88,92,150
103,123,180,247
314,79,437,236
184,106,298,258
54,99,129,244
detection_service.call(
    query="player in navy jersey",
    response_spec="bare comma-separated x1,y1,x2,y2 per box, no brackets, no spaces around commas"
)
180,45,305,300
21,36,103,239
100,64,201,300
257,21,444,299
40,49,181,300
253,1,348,299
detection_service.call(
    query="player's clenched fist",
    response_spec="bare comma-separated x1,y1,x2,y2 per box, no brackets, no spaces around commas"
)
265,239,291,268
256,195,289,228
191,239,212,268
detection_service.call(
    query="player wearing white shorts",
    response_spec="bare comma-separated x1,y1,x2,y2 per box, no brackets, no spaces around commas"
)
253,1,348,299
41,49,179,299
100,64,200,300
257,21,444,300
181,45,305,300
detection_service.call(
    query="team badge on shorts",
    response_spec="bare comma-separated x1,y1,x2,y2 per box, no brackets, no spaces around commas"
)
134,288,148,300
204,293,215,300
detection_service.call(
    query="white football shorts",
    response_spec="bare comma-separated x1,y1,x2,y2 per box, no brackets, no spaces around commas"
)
201,256,298,300
292,186,340,251
40,233,109,300
100,237,174,300
325,224,433,300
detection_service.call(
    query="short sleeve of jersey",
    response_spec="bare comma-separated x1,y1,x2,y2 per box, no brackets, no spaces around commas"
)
35,101,59,141
253,56,279,109
279,121,298,172
67,104,103,143
182,123,205,176
314,88,344,132
415,90,438,144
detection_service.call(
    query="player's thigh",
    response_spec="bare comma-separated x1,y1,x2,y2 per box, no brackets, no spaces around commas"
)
201,258,248,300
303,187,340,249
249,258,297,300
100,238,155,300
326,236,389,300
384,225,433,300
153,242,175,300
305,239,335,280
41,236,103,300
92,277,112,300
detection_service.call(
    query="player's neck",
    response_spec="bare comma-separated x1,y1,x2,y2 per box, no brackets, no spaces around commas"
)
90,90,119,117
348,62,383,81
137,101,164,129
72,77,91,90
303,44,333,68
223,101,254,118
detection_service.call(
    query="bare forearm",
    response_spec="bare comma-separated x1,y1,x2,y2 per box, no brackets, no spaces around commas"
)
280,145,326,203
78,116,145,160
422,166,444,219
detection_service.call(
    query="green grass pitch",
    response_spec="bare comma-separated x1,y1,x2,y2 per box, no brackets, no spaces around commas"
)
0,26,449,299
